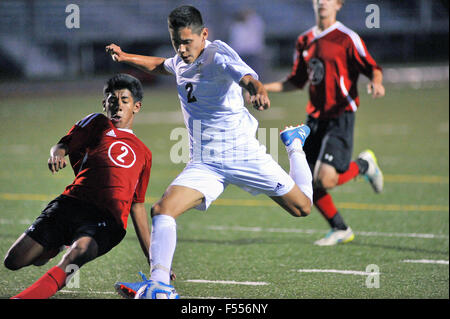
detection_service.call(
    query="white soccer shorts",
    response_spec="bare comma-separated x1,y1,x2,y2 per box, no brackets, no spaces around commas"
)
170,153,295,211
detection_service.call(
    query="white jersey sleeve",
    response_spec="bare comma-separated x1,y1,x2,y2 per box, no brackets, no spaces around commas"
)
163,56,177,75
213,40,259,82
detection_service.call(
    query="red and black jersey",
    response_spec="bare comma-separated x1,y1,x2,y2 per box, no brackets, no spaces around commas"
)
59,113,152,229
287,21,382,119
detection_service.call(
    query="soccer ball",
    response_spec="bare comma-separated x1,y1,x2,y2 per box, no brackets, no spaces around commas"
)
134,281,180,299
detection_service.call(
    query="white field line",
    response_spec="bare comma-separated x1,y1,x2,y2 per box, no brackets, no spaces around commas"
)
294,269,380,276
1,219,447,240
185,279,269,286
205,225,449,240
402,259,449,265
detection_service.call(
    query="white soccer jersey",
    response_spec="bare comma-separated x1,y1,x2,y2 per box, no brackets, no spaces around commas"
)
164,40,264,162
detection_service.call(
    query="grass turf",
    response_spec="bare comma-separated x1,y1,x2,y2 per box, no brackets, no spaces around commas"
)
0,82,448,299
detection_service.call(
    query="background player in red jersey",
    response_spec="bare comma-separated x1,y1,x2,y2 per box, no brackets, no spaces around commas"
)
264,0,385,245
4,74,153,298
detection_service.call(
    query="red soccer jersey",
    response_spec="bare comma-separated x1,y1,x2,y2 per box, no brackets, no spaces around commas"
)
59,113,152,229
287,21,382,119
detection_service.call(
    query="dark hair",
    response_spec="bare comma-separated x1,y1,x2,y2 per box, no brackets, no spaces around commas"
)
103,73,143,102
168,5,204,34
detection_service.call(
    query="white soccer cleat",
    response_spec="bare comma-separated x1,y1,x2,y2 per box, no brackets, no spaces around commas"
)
358,150,383,193
134,280,180,299
314,227,355,246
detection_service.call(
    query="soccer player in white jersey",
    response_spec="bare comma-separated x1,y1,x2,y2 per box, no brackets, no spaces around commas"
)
106,5,313,299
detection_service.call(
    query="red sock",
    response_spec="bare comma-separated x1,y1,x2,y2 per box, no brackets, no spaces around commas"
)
313,188,338,219
337,161,360,186
12,266,66,299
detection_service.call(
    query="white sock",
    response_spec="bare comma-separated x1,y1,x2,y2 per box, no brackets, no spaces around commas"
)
287,140,313,203
149,214,176,285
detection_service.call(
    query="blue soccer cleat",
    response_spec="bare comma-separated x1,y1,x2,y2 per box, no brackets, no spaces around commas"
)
280,124,310,147
135,280,180,299
114,271,150,299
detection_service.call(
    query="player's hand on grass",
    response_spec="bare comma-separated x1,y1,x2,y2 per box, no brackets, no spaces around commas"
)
106,43,126,62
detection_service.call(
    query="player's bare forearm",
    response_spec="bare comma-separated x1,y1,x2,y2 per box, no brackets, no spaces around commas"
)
130,202,150,263
371,68,382,84
105,44,170,75
240,75,270,111
124,54,169,75
48,143,68,174
264,80,299,93
368,69,385,98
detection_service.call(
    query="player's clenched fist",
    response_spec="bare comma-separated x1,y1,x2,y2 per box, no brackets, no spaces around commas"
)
367,82,385,98
240,75,270,111
48,144,67,174
48,155,66,174
250,93,270,111
106,43,126,62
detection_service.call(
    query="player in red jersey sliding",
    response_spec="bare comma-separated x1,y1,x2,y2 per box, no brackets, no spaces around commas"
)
4,74,153,298
264,0,385,245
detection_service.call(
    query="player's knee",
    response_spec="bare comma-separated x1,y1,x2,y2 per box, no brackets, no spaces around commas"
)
61,238,97,267
315,175,335,189
315,167,339,190
290,202,311,217
4,253,21,271
151,201,176,217
304,204,312,216
151,203,162,217
297,204,311,217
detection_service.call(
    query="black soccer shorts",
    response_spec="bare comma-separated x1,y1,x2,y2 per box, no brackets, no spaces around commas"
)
303,111,355,174
25,195,126,257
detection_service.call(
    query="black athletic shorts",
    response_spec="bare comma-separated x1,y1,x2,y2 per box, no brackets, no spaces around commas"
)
303,111,355,173
25,195,126,257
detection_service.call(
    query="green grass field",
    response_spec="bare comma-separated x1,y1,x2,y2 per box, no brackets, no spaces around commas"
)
0,81,448,299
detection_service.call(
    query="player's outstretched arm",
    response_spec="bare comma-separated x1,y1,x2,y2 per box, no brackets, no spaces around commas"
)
105,44,171,76
264,80,299,93
48,143,68,174
130,202,151,263
240,75,270,111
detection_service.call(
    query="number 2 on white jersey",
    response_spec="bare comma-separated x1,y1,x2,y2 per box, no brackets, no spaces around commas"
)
185,82,197,103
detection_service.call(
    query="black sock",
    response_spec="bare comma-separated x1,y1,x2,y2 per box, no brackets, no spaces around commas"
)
355,158,369,175
328,212,348,230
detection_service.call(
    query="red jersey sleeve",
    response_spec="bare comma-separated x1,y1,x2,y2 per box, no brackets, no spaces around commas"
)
58,113,106,175
286,35,309,89
59,113,105,151
133,149,152,203
349,35,382,79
